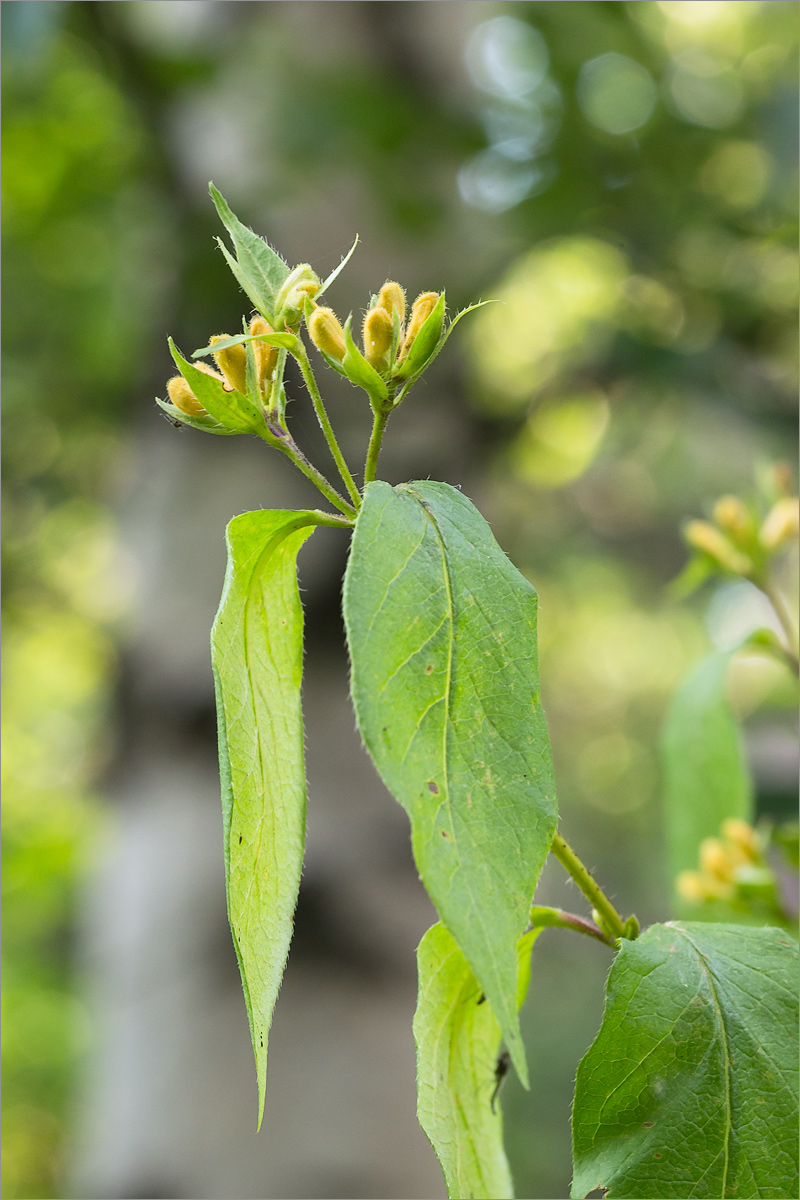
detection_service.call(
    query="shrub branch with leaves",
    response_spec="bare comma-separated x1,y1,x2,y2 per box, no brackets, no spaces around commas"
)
158,187,799,1200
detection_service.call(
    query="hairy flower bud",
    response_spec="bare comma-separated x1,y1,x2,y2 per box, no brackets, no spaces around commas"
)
676,870,708,904
210,335,248,395
362,306,393,372
249,316,279,389
275,263,321,327
713,495,752,543
759,497,800,549
721,818,760,863
308,306,347,362
684,520,752,575
699,837,735,883
167,375,206,417
377,281,406,325
398,291,439,360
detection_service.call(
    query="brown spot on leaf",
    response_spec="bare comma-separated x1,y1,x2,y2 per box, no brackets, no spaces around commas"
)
425,664,433,674
441,830,449,838
428,781,439,794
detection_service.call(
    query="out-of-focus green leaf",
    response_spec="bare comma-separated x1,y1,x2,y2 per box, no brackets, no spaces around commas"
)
210,183,290,322
414,923,540,1200
571,921,799,1200
661,651,753,896
344,480,558,1086
211,509,319,1128
169,340,265,435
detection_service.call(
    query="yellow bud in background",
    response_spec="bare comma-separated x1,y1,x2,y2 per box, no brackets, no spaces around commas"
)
699,837,735,883
167,375,206,417
210,335,248,395
721,818,760,862
684,520,752,575
249,316,279,388
377,281,406,325
676,870,708,905
713,495,752,542
759,497,800,549
308,306,347,362
362,306,393,371
398,291,439,360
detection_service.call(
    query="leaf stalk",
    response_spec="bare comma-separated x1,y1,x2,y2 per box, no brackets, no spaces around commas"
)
550,833,629,942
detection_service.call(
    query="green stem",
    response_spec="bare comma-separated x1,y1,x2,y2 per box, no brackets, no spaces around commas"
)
295,347,362,509
364,407,390,485
309,510,354,530
529,905,615,949
262,426,356,518
758,577,799,675
550,832,628,942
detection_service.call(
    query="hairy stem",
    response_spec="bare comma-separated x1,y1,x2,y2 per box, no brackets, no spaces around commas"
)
550,832,628,942
263,425,356,518
758,577,799,675
295,347,362,509
364,407,390,485
529,905,616,948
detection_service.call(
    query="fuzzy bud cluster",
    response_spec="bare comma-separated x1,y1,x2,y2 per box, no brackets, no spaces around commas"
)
676,819,773,906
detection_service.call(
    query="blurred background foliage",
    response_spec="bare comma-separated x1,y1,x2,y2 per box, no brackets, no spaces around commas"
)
2,2,797,1198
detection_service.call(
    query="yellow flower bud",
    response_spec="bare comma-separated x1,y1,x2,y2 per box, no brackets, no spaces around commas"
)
713,495,752,543
759,497,799,549
362,306,393,372
249,316,279,389
275,263,321,327
684,520,752,575
308,306,347,362
676,870,708,905
699,837,735,883
210,335,248,395
721,818,760,862
398,291,439,360
167,375,206,417
377,281,406,325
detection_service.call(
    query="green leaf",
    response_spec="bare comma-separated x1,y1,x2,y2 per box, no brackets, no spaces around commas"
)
317,234,359,296
343,481,558,1085
392,300,494,403
169,339,265,435
571,921,799,1200
155,395,238,435
211,509,320,1128
210,183,290,321
192,330,302,360
414,924,540,1200
342,314,389,404
661,652,753,901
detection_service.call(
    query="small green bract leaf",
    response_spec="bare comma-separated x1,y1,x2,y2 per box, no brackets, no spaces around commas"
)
414,924,540,1200
155,396,237,435
344,481,558,1086
394,291,446,381
210,183,291,322
169,339,264,434
342,314,389,404
212,509,320,1128
661,652,753,903
571,922,799,1199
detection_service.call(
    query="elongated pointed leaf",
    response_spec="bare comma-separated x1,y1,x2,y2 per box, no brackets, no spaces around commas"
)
210,183,290,321
414,924,540,1200
342,315,389,403
571,922,799,1200
344,481,558,1085
155,396,238,435
169,340,264,435
661,652,753,900
394,292,446,381
212,509,319,1127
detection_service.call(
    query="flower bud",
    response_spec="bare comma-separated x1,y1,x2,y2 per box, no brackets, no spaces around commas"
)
676,870,707,904
377,281,406,325
699,837,735,883
398,291,439,360
249,316,280,390
721,818,760,862
713,495,752,543
167,375,206,417
684,520,752,575
308,306,347,362
759,497,799,549
210,335,248,395
275,263,321,327
362,306,393,372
